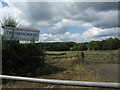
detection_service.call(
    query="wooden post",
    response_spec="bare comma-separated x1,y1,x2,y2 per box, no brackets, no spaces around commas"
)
81,52,84,59
77,52,80,60
64,52,66,61
81,52,84,62
78,52,84,62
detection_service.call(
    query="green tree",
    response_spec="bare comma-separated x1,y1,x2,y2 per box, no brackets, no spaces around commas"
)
70,46,78,51
87,41,100,50
1,16,19,28
78,43,87,51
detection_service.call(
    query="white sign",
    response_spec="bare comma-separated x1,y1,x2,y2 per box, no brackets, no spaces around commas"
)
3,27,40,41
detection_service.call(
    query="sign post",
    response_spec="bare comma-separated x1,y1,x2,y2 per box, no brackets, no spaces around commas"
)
3,27,40,42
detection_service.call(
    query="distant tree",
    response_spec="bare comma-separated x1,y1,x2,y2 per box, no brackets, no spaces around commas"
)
1,16,19,28
88,41,100,50
48,42,69,51
104,38,120,50
1,16,20,40
38,37,120,51
66,41,77,47
70,46,78,51
78,43,87,51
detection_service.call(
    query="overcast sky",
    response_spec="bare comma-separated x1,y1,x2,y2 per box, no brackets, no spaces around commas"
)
0,0,119,42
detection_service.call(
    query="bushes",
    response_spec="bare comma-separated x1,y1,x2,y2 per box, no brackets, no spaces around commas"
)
2,40,45,77
2,40,65,78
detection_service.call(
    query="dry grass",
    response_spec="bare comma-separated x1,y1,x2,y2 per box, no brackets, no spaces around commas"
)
3,58,104,89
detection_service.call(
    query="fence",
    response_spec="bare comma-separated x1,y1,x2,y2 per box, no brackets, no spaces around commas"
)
45,52,119,64
45,52,85,60
1,75,120,88
45,52,67,60
45,52,84,64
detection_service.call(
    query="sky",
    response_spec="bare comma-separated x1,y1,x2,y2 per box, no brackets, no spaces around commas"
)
0,0,119,43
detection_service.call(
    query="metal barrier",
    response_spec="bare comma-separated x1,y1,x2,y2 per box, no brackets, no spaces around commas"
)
0,75,120,88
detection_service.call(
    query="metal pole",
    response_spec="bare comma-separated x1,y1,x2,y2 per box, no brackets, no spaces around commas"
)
0,75,120,88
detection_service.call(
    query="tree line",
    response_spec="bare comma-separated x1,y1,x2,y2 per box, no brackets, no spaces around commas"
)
37,37,120,51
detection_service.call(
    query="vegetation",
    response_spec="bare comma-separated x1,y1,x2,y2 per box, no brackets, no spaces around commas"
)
2,51,118,88
1,17,62,81
0,16,19,28
1,16,64,82
37,38,120,51
2,40,45,76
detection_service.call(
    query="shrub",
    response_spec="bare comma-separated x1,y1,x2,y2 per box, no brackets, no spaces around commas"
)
2,40,45,77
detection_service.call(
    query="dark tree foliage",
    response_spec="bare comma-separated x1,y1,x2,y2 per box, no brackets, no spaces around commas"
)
87,41,100,50
70,46,78,51
98,38,120,50
65,41,77,47
78,43,88,51
87,38,120,50
1,16,19,28
37,38,120,51
38,42,70,51
2,40,45,77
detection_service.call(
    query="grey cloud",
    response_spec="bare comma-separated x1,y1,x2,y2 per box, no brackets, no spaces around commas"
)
69,2,118,28
25,2,53,22
12,2,54,22
68,2,118,18
71,8,99,22
13,2,72,28
75,2,118,12
48,25,71,35
11,2,118,34
92,10,118,28
93,31,118,38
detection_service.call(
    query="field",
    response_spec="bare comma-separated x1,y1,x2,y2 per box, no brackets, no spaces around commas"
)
2,50,119,89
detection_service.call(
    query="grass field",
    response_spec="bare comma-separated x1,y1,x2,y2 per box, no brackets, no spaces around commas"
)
2,50,119,89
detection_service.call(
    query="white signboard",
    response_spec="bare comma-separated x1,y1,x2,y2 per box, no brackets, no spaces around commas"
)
3,27,40,41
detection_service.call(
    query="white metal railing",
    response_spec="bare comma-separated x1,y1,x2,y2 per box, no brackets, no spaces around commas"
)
0,75,120,88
